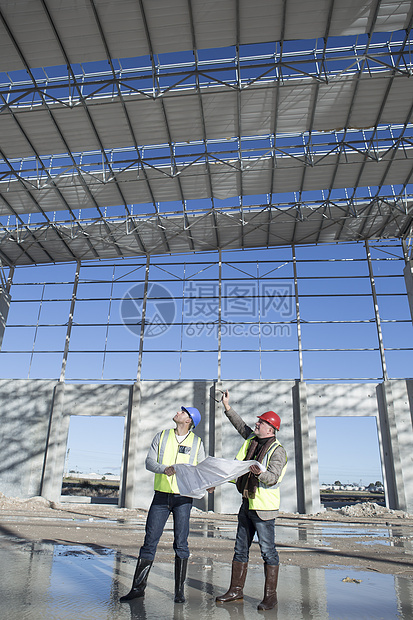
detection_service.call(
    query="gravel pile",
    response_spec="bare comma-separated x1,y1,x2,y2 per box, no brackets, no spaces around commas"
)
336,501,410,518
0,492,52,510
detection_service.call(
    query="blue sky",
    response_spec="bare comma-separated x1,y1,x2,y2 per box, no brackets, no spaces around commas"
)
316,416,382,485
2,240,412,383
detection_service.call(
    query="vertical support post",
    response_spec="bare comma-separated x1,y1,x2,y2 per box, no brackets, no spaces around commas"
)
123,382,141,508
214,252,223,512
5,265,14,294
40,381,70,502
391,378,413,514
217,249,222,382
376,381,407,510
257,259,262,379
211,383,224,513
0,265,13,351
60,261,81,382
401,239,409,264
137,255,150,382
365,241,388,380
293,380,321,514
123,255,150,507
292,245,304,381
179,262,186,379
42,262,79,502
102,264,116,380
403,256,413,326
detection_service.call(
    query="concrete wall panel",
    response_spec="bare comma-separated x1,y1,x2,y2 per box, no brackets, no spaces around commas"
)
1,378,413,515
0,379,55,498
387,380,413,512
62,383,131,417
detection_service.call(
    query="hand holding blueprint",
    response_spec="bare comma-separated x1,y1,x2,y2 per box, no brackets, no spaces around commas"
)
174,456,266,499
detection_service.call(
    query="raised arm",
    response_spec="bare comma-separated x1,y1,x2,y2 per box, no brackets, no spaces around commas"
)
221,390,253,439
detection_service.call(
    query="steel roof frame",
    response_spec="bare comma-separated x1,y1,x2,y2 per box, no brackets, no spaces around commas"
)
0,0,412,266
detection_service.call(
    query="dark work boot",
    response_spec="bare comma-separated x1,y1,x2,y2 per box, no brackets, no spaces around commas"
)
257,563,279,610
120,557,153,602
216,561,248,603
174,556,188,603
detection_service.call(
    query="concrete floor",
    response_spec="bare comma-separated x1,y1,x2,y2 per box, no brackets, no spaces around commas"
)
1,500,413,620
1,537,413,620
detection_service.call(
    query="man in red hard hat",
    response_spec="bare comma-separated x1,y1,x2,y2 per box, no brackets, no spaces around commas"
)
120,405,204,605
215,390,287,610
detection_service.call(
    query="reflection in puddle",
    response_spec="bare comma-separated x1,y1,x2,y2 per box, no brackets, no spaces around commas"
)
320,527,389,538
0,539,412,620
195,521,413,554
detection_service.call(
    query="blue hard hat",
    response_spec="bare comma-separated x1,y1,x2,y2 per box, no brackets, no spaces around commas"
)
181,406,201,428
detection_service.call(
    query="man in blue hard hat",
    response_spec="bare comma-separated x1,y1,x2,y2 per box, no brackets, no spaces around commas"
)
120,405,205,604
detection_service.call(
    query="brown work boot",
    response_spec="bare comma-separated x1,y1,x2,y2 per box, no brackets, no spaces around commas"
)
216,561,248,603
257,563,279,610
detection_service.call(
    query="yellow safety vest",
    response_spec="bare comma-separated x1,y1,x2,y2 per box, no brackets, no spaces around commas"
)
235,437,287,511
154,428,202,494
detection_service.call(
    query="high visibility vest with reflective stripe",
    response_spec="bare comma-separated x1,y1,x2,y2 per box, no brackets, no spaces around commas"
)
235,437,287,511
154,428,201,494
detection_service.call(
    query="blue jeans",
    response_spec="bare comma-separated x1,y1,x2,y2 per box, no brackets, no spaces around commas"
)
139,491,193,561
233,499,279,565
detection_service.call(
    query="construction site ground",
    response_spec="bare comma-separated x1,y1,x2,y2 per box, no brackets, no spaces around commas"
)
1,495,413,619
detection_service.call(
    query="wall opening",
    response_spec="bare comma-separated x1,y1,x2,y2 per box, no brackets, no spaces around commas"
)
61,415,125,504
315,416,385,509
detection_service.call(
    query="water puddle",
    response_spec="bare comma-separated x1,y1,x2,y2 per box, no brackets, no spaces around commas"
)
0,540,412,620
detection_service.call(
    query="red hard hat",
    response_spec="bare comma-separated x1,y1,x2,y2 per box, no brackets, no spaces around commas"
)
257,411,281,430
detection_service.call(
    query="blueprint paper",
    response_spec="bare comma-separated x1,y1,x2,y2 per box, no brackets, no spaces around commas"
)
174,456,265,499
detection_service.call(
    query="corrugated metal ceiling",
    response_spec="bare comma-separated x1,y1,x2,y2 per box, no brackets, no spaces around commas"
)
0,0,412,265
